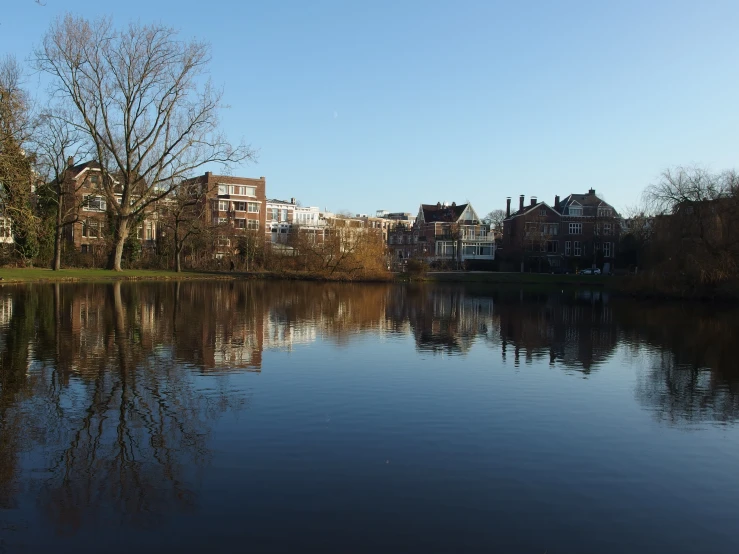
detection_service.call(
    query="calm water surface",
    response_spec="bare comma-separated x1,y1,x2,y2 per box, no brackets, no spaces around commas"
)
1,281,738,553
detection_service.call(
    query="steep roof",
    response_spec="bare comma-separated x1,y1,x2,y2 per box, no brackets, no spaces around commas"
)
505,201,559,219
420,203,468,223
559,189,614,212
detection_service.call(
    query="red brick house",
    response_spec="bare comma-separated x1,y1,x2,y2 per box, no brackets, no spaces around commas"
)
502,189,620,272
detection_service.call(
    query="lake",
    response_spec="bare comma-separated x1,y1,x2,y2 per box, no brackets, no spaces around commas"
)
1,281,738,553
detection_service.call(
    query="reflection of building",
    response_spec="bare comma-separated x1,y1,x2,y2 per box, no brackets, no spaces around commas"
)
402,286,495,355
496,291,618,372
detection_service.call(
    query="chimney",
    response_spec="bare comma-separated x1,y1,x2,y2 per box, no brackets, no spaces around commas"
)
555,195,560,210
451,201,456,207
437,202,442,208
506,197,511,217
67,156,74,168
290,197,296,205
519,195,524,211
205,171,212,179
530,196,537,207
588,188,595,195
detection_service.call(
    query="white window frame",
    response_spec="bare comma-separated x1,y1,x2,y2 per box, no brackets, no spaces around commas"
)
247,202,259,213
247,219,259,230
218,184,228,195
574,241,582,256
235,218,246,229
218,200,229,212
83,195,106,212
604,223,612,235
569,206,583,216
565,241,571,255
603,242,612,257
569,222,582,235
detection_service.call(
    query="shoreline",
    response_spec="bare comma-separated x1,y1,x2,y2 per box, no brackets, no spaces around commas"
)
1,268,737,302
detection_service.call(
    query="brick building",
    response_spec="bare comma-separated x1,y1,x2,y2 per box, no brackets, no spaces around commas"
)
502,189,620,272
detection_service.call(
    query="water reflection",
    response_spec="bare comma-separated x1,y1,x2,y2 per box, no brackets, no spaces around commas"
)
1,281,739,547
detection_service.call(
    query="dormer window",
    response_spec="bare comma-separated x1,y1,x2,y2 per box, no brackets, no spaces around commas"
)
569,206,583,216
598,207,613,217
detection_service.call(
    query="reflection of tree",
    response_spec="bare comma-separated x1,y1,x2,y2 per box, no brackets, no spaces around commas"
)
617,303,739,423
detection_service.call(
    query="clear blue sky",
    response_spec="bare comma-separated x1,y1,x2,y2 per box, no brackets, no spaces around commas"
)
3,0,738,216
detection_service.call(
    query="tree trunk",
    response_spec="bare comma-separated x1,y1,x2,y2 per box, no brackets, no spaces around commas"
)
52,204,63,270
107,216,130,271
174,221,182,272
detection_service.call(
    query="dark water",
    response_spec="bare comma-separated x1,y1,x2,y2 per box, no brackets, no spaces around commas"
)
1,281,738,554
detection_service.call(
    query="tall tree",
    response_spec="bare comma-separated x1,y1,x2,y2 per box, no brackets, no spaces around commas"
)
0,55,39,265
34,110,90,270
35,14,254,271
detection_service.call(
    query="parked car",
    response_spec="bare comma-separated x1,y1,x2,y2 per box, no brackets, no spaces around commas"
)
579,268,601,275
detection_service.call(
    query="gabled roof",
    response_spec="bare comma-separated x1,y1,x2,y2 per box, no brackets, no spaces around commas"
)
559,191,613,211
506,201,559,220
419,203,469,223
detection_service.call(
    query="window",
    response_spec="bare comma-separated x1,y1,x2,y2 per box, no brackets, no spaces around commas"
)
244,186,256,197
574,241,582,256
89,174,100,186
232,202,245,211
547,240,558,253
569,223,582,235
436,241,455,257
0,218,11,238
218,217,227,224
218,184,228,195
83,195,106,212
603,242,612,257
604,223,612,235
82,220,100,238
280,227,288,234
218,200,229,212
145,223,154,241
231,185,243,195
235,218,246,229
268,208,278,221
247,202,259,213
598,208,612,217
81,244,89,254
281,209,288,222
569,206,583,216
217,237,231,247
565,241,571,255
247,219,259,230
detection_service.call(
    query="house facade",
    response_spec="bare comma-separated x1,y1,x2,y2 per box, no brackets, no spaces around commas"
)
386,202,495,268
502,189,621,272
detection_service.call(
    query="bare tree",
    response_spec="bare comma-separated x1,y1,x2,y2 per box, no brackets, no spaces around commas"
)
483,209,505,237
33,110,90,270
35,14,255,271
643,166,739,286
159,180,213,272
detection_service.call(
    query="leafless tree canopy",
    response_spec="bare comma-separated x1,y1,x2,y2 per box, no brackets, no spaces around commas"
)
643,166,738,215
34,14,255,270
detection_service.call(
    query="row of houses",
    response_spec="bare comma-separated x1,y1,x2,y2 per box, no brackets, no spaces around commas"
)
2,157,625,272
